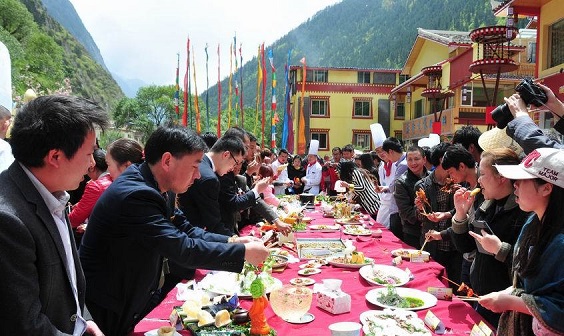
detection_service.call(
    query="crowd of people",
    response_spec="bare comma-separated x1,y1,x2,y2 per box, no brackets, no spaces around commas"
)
0,83,563,335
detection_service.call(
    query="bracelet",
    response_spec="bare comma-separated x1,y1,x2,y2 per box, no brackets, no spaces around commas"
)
227,235,238,243
452,214,468,224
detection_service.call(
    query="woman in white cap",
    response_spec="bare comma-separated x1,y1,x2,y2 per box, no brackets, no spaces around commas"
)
478,147,564,335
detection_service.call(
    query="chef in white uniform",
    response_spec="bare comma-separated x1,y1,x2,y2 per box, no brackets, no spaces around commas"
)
371,124,407,229
301,140,322,195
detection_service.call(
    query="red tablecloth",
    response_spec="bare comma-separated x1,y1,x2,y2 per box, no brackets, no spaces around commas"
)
133,208,488,335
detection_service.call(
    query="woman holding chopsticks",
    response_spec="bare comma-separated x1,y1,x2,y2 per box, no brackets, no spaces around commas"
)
435,148,529,329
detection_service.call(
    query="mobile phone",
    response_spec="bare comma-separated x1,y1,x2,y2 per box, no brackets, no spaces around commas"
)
471,220,493,235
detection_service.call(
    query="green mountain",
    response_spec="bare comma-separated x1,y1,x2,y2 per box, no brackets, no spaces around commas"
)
0,0,123,109
204,0,499,114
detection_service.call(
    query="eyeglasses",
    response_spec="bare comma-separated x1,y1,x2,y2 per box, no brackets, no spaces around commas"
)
228,151,240,166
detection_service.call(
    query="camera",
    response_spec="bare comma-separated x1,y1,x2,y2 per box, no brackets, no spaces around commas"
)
490,78,548,128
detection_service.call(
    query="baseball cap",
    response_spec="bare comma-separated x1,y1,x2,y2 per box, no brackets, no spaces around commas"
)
495,148,564,189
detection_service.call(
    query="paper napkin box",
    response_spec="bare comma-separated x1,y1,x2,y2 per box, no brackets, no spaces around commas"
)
316,288,351,314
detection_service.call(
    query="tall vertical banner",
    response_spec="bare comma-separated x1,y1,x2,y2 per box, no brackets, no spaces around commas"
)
268,49,277,149
228,43,233,128
260,43,267,148
0,42,12,110
174,53,180,116
254,45,262,136
281,49,293,151
192,47,202,134
298,57,307,154
239,44,244,126
188,40,193,129
205,44,210,132
217,44,222,137
233,35,240,126
182,37,190,127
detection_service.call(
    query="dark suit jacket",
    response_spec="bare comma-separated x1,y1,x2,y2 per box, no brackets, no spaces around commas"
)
218,172,278,234
0,162,90,335
80,163,245,335
177,155,228,234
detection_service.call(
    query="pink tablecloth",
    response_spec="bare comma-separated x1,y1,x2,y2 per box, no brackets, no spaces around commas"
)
133,208,488,335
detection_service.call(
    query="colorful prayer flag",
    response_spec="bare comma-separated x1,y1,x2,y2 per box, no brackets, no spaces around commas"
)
174,53,180,115
298,57,307,154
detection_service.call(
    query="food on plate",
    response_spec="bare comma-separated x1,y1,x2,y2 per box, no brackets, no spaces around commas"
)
290,277,315,286
157,326,176,336
391,249,430,260
360,309,430,336
214,309,232,328
301,216,313,223
269,255,289,269
351,251,366,264
469,187,482,197
343,225,372,235
310,224,340,231
299,262,322,269
197,310,215,327
371,270,403,285
298,268,321,276
376,286,424,309
292,221,307,231
281,216,297,224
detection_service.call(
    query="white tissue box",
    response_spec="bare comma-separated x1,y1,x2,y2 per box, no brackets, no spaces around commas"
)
316,289,351,314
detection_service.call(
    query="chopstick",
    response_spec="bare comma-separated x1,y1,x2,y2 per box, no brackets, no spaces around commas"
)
420,235,430,252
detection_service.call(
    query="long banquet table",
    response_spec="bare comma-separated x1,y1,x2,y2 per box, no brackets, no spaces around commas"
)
133,207,490,335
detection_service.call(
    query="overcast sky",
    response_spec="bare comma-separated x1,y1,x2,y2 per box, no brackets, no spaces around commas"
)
69,0,342,91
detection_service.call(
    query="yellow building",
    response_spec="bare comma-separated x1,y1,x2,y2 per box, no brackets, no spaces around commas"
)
390,27,536,143
287,66,400,156
493,0,564,127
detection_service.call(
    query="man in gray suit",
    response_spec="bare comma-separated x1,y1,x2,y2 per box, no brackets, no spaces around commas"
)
0,95,108,335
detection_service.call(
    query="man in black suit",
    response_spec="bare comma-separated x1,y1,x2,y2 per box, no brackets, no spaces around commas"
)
80,127,269,335
0,95,108,335
177,134,269,235
216,128,292,235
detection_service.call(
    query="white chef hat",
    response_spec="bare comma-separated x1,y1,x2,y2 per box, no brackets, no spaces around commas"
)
370,123,387,148
308,139,319,155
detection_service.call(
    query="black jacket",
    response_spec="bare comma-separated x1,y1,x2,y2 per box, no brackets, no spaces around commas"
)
451,194,529,296
393,168,428,237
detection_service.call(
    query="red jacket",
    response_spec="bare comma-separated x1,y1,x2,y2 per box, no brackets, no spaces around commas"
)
69,173,113,227
321,165,339,192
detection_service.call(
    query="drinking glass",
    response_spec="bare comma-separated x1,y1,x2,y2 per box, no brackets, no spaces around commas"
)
269,284,313,321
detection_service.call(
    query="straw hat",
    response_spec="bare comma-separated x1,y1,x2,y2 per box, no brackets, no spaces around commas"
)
478,127,523,156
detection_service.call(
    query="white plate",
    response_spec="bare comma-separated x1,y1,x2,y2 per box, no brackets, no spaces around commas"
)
198,272,283,298
289,277,316,286
360,309,431,336
359,264,410,287
327,256,374,269
297,268,321,276
144,329,182,336
309,224,340,231
299,262,322,269
335,218,362,225
390,249,430,260
286,312,315,324
342,225,372,236
365,287,437,311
